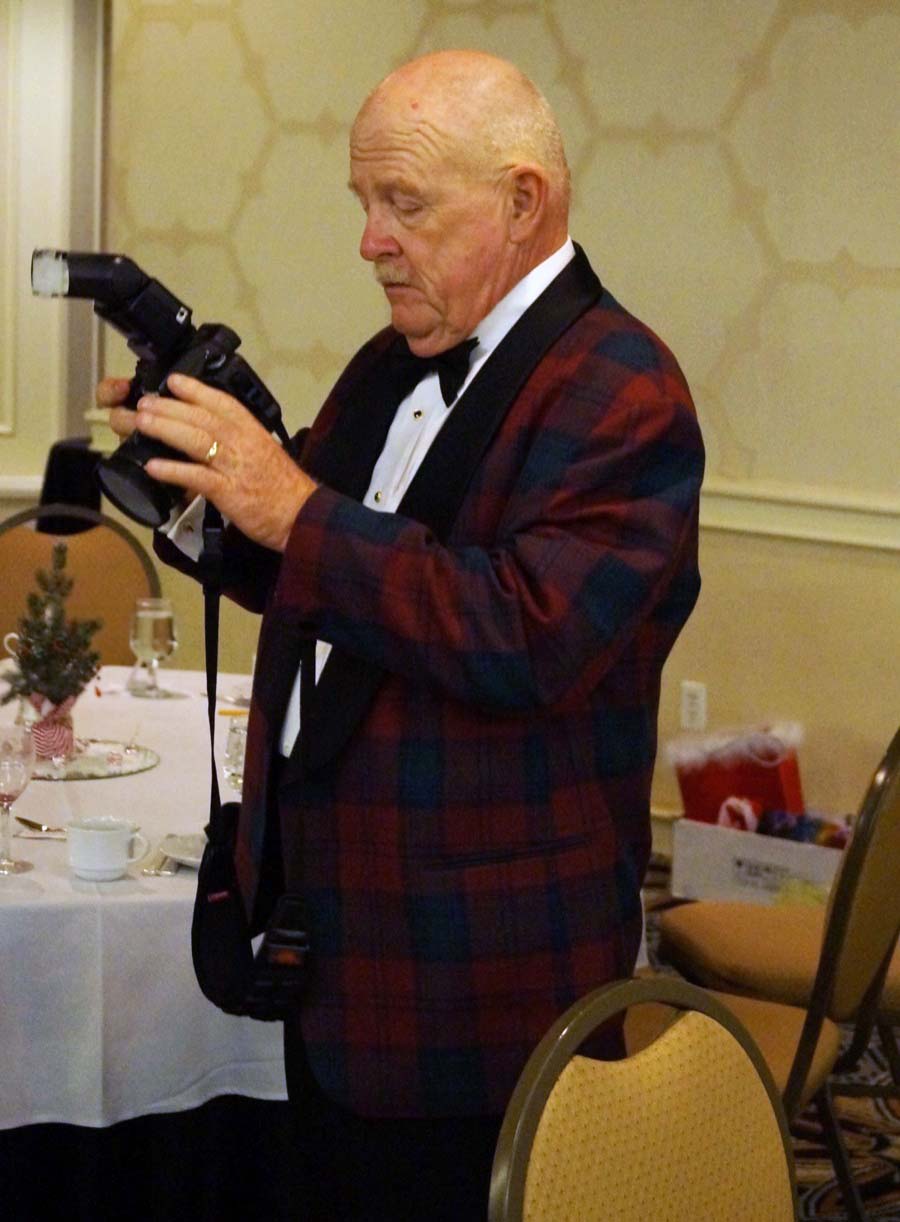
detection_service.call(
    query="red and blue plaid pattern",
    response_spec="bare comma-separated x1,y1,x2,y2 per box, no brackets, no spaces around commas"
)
160,255,704,1118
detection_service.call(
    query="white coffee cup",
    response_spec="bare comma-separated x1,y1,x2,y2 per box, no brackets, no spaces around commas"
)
67,816,149,881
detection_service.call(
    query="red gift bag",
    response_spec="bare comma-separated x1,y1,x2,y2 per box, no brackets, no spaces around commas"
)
667,723,805,824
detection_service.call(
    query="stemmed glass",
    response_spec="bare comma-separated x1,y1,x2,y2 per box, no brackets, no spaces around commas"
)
0,725,35,875
128,597,180,698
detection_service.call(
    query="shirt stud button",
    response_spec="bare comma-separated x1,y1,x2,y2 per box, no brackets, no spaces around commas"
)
413,409,423,420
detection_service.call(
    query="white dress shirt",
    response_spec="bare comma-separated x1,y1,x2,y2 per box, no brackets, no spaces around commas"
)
167,239,576,756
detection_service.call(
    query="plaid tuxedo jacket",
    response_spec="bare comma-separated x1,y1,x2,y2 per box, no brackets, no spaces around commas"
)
159,247,704,1118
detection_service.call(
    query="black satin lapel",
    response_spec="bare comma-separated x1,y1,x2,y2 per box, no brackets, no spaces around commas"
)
400,246,601,533
245,611,305,836
304,352,402,500
253,611,306,741
297,246,602,777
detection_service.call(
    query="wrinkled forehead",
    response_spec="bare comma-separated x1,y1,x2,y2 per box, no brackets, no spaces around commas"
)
350,81,475,175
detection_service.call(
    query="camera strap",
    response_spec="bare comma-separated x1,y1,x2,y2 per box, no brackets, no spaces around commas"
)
192,503,309,1020
199,504,227,819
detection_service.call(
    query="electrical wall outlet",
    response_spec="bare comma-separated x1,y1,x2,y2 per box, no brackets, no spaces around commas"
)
680,680,707,731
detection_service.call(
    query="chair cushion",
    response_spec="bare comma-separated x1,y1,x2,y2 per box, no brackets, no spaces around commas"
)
624,981,841,1112
658,901,825,1005
659,899,900,1024
708,991,842,1111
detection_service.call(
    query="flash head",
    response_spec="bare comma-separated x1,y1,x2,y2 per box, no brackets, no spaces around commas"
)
31,249,149,305
31,250,70,297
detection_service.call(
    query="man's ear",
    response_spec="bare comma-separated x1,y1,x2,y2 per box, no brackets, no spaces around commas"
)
507,166,548,242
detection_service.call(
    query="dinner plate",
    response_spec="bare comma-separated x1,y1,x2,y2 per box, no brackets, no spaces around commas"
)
33,739,160,781
160,832,206,869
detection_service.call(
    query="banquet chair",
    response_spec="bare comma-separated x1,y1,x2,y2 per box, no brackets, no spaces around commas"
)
0,503,161,665
489,975,797,1222
651,725,900,1220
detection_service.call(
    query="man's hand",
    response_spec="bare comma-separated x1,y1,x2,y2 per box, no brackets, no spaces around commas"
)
121,373,316,552
96,376,138,438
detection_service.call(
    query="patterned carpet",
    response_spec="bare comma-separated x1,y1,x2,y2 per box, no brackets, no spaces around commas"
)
793,1036,900,1221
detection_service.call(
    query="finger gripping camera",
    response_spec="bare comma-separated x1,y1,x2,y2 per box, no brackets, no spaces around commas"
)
32,249,288,528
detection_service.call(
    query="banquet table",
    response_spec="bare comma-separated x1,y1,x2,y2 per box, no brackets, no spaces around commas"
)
0,665,287,1132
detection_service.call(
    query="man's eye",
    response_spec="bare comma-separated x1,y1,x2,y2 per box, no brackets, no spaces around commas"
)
394,197,423,215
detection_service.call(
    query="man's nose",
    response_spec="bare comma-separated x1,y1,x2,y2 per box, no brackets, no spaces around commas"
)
359,209,400,262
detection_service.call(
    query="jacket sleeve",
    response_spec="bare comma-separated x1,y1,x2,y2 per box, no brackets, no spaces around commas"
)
268,355,704,713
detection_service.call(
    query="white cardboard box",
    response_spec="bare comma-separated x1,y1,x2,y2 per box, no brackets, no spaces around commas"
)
670,818,843,905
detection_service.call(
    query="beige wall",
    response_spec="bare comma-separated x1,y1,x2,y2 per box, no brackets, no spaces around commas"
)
5,1,898,813
657,529,898,813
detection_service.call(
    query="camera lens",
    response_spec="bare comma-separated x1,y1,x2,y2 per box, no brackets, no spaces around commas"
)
97,441,181,528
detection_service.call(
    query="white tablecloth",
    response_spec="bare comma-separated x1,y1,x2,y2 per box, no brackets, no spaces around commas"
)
0,666,286,1130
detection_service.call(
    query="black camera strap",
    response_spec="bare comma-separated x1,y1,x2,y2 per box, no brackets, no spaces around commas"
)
193,504,309,1020
199,504,227,818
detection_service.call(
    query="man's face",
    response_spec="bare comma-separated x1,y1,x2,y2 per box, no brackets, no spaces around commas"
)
349,95,514,356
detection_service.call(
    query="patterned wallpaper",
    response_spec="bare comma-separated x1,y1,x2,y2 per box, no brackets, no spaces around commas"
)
90,0,900,810
105,0,900,517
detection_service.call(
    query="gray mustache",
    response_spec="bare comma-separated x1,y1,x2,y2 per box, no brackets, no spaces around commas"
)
374,265,410,287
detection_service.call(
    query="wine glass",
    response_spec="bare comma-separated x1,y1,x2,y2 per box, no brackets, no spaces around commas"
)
128,597,180,699
0,725,35,875
222,720,247,794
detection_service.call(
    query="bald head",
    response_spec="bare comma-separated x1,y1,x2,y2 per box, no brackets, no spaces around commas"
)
355,51,571,221
349,51,571,354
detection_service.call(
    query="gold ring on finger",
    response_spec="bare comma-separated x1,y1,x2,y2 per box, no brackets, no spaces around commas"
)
203,439,219,465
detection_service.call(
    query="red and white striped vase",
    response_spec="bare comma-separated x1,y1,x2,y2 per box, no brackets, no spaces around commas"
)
26,693,77,760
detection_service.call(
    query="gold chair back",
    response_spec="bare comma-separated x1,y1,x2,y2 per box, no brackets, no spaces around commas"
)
826,726,900,1022
489,976,796,1222
0,504,161,667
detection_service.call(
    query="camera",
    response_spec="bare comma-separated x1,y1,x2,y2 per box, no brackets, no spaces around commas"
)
31,249,288,528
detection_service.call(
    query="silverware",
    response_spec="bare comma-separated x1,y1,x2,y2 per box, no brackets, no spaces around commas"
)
141,847,179,876
15,815,67,835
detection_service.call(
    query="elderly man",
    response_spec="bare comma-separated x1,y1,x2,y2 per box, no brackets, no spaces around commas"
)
101,50,703,1220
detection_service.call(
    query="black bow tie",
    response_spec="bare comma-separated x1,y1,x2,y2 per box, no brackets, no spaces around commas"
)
391,337,479,407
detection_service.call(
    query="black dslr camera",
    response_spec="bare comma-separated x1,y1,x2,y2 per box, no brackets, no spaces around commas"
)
31,249,289,528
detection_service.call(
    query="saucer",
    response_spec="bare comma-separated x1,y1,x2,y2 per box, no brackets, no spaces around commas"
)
160,833,206,869
72,865,128,881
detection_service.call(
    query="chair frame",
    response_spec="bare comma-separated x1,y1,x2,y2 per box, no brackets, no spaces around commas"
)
0,503,161,597
876,1020,900,1084
783,729,900,1108
488,974,798,1222
784,728,900,1221
661,726,900,1222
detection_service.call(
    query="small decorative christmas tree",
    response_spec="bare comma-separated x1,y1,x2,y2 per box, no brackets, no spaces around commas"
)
2,543,102,707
